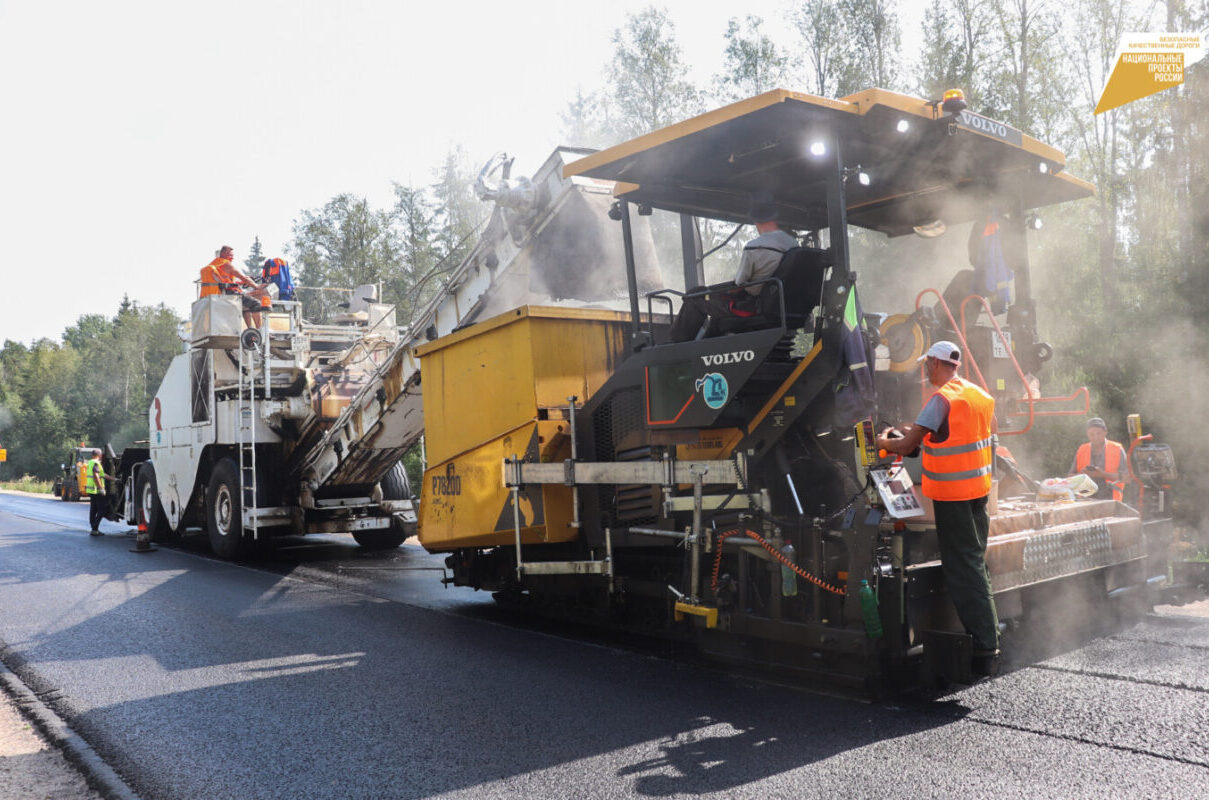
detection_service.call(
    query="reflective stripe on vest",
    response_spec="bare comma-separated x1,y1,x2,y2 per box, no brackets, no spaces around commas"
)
85,458,104,495
922,464,993,482
920,377,995,501
922,436,994,457
1075,441,1125,501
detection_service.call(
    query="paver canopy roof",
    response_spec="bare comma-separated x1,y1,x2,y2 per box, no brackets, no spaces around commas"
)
565,88,1093,236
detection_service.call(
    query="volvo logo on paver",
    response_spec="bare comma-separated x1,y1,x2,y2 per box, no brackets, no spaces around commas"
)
956,111,1022,146
432,463,462,496
700,350,755,366
695,372,730,409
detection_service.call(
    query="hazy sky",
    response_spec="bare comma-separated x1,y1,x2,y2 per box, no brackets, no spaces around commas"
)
0,0,927,344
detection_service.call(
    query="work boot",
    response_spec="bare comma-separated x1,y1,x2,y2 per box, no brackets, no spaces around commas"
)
971,648,1001,677
89,530,103,537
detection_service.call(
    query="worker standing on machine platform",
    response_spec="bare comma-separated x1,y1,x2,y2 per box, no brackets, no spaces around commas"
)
1069,417,1127,501
85,448,112,537
876,341,1000,675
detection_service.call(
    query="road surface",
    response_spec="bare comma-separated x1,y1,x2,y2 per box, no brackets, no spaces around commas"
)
1,492,1206,799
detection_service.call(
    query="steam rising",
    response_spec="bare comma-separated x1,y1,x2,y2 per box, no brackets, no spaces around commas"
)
471,186,662,321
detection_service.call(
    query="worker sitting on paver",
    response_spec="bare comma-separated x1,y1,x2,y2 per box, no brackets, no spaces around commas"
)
199,245,271,329
669,196,798,342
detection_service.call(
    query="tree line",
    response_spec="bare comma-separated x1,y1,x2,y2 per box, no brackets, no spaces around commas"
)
2,1,1206,524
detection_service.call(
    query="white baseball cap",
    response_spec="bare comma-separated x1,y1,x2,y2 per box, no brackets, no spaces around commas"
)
919,340,961,365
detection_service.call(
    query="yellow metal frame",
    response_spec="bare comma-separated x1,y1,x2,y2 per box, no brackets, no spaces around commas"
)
674,601,719,628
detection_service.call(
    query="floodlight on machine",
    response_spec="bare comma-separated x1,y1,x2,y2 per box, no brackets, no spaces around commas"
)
843,165,871,186
1038,162,1050,174
1027,214,1043,230
809,141,826,157
896,119,911,133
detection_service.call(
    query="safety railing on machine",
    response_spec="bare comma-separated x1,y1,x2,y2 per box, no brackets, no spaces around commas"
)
915,288,1089,437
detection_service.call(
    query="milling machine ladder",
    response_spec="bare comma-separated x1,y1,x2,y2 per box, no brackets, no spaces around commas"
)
236,338,260,541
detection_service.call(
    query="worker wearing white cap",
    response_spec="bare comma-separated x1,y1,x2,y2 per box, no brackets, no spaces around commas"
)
876,340,1000,674
1069,417,1128,501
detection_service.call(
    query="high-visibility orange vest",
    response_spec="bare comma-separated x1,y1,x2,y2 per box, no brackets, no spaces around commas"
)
1075,441,1125,501
921,377,995,501
199,258,234,298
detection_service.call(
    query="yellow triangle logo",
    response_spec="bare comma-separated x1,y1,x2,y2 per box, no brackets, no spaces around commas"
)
1096,53,1185,114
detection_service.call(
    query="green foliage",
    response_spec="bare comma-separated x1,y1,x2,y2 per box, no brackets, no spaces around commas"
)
789,0,904,96
0,476,54,494
917,0,995,105
16,395,72,479
0,300,181,480
244,235,265,274
560,87,618,150
712,16,788,102
289,194,403,320
608,6,701,138
402,443,424,496
791,0,847,96
288,148,487,328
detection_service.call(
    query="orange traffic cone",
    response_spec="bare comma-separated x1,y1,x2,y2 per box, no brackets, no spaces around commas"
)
130,509,157,553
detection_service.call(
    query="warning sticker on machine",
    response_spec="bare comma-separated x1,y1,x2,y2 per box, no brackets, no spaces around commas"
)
992,331,1012,359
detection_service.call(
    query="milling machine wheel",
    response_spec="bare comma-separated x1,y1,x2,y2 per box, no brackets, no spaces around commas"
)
206,458,245,560
136,462,171,543
352,461,411,549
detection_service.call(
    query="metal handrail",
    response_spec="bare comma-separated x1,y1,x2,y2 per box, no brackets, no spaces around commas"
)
646,277,788,344
1004,386,1089,419
916,289,1090,436
914,287,987,391
958,293,1035,435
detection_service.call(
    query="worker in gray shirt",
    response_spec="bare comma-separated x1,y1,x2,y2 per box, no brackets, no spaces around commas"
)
734,208,798,295
669,197,798,341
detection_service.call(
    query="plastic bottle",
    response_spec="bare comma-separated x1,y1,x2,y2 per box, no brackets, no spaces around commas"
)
780,542,798,597
859,579,883,639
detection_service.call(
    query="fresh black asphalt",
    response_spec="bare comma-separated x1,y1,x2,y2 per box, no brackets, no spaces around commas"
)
1,495,1206,799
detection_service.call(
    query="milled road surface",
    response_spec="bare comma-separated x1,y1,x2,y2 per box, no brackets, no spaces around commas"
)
1,493,1207,799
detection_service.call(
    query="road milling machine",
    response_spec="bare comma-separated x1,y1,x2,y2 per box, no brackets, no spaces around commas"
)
109,146,660,559
417,89,1173,693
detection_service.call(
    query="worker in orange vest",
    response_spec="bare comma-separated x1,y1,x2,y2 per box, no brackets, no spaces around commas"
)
1069,417,1128,501
877,341,1000,675
199,245,270,328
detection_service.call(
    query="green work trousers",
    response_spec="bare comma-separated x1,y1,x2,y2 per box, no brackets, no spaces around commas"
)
932,496,1000,652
